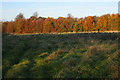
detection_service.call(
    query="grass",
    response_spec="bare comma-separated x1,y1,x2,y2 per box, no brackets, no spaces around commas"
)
2,33,119,78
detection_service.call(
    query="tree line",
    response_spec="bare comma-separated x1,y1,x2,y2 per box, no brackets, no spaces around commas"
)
2,12,120,34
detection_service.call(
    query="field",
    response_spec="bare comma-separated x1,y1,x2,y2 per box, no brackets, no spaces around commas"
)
2,33,119,78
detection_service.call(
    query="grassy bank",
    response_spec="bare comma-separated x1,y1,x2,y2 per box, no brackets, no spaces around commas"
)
2,33,119,78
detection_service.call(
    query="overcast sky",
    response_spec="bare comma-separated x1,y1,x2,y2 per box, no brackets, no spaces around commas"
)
1,0,119,21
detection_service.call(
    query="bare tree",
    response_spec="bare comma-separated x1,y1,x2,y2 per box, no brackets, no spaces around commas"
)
15,13,25,21
67,13,73,18
33,12,38,18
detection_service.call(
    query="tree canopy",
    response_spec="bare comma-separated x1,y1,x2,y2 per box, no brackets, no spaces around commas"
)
2,13,120,34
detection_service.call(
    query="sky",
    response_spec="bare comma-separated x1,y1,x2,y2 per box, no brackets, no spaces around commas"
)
1,1,119,21
1,0,119,2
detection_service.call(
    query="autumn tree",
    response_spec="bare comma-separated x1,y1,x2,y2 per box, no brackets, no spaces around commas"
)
57,17,66,32
2,22,8,33
77,18,83,32
6,22,14,33
66,14,76,32
114,13,119,31
35,18,44,33
73,23,79,32
43,17,53,33
2,13,120,34
15,19,25,33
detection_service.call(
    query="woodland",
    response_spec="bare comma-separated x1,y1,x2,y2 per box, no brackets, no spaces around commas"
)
2,12,119,34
